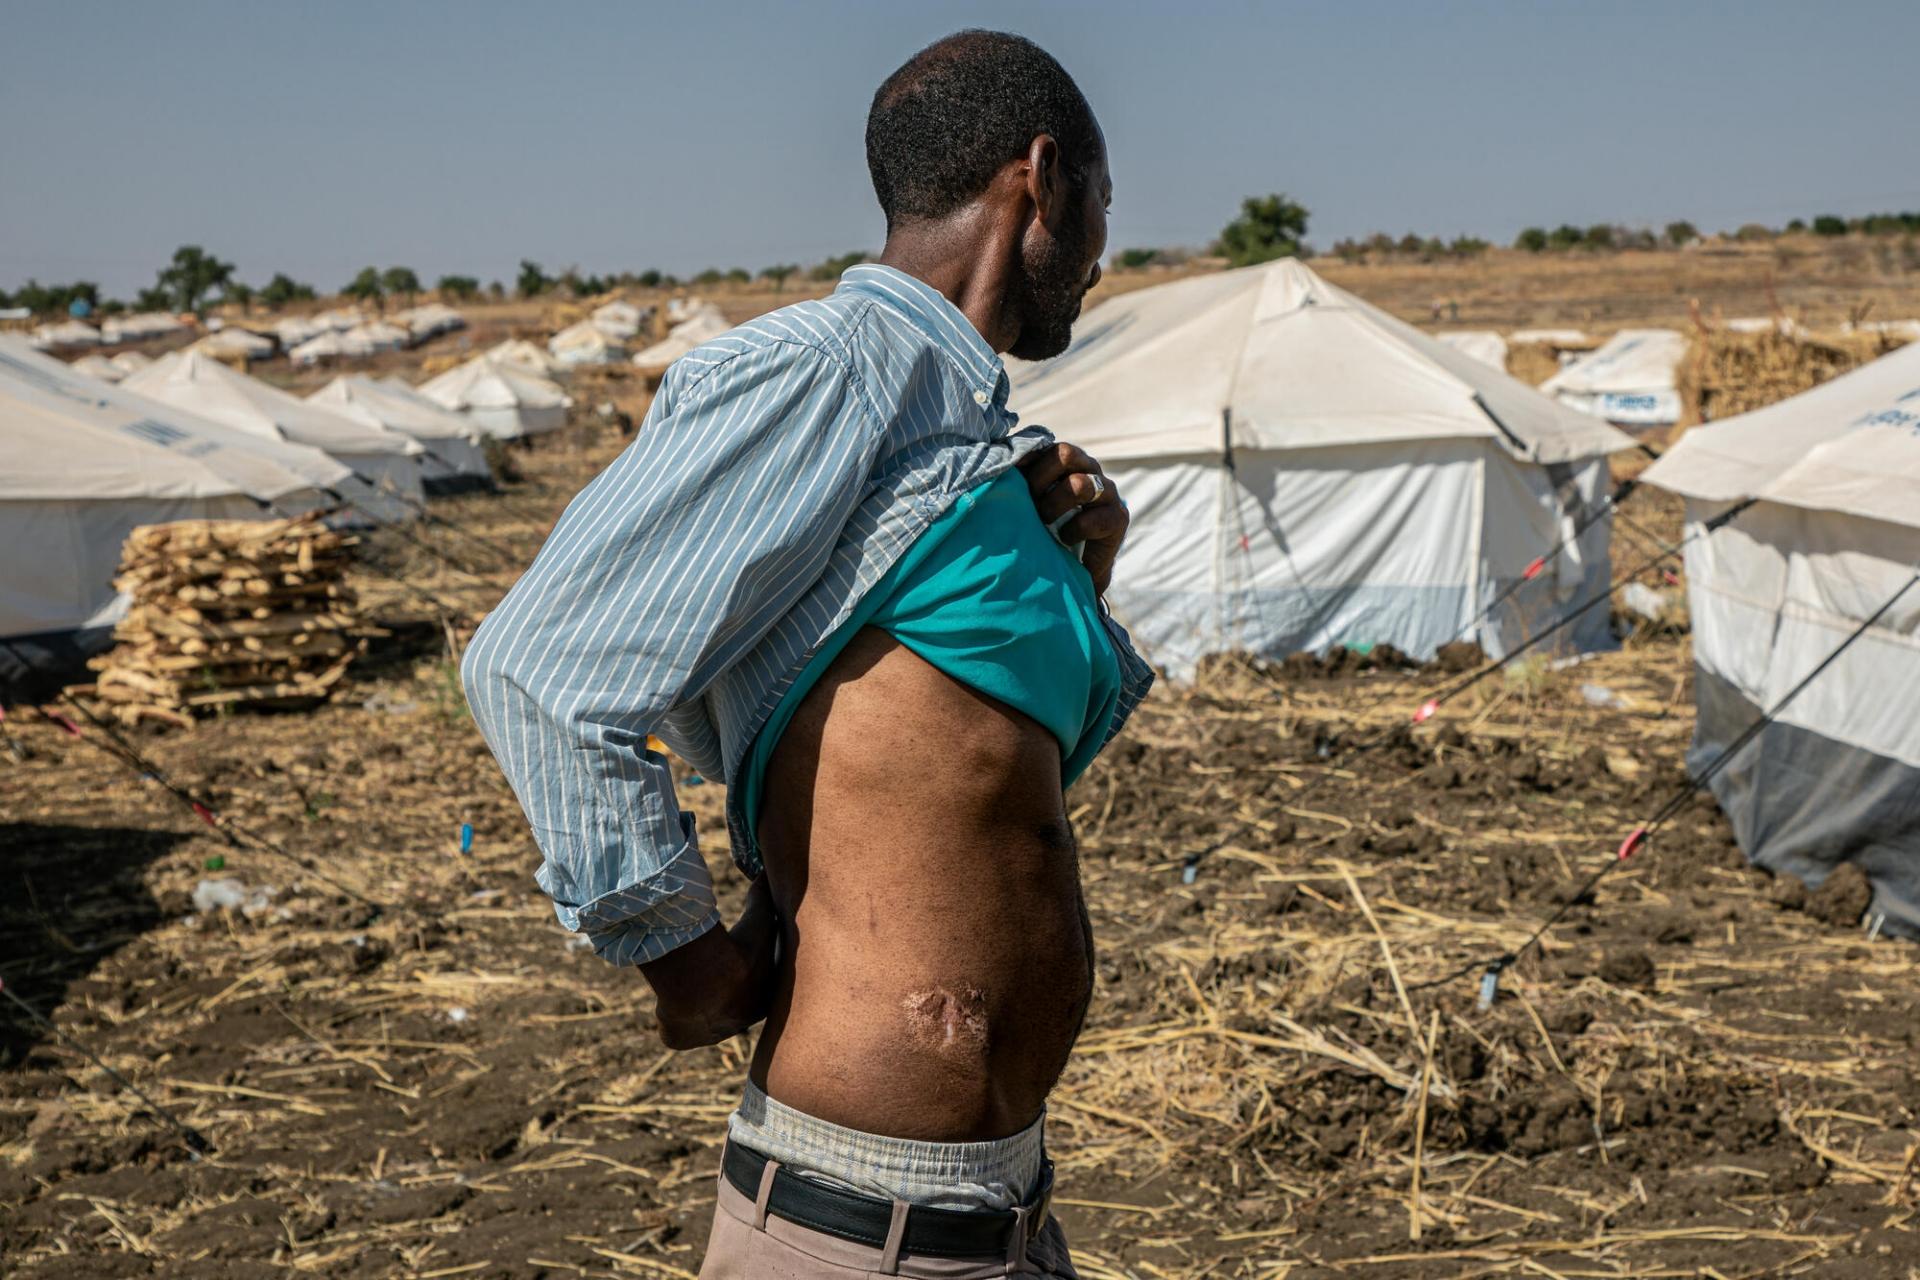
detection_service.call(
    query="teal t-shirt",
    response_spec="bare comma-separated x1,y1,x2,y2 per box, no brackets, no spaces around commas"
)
741,467,1122,848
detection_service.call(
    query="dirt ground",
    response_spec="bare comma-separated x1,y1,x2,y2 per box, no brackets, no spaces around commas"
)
4,419,1918,1280
8,242,1920,1276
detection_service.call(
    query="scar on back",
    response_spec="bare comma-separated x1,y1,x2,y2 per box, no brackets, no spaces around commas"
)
901,987,989,1053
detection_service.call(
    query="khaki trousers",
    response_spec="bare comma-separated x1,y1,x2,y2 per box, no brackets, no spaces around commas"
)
697,1159,1079,1278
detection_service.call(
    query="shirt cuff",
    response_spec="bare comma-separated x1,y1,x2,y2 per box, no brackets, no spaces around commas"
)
585,910,723,967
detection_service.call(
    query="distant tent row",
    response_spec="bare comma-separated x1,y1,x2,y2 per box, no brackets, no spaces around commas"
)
1007,260,1636,675
632,302,731,377
0,338,348,683
1645,342,1920,935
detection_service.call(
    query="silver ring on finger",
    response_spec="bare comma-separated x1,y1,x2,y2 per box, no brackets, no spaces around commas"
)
1087,473,1106,503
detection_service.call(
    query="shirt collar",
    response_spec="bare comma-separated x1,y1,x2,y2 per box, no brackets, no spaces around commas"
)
836,263,1008,406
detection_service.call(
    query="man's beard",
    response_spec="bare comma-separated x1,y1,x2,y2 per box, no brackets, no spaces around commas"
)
1007,212,1091,362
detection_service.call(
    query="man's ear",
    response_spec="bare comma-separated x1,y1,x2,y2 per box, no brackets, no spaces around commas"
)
1023,133,1063,229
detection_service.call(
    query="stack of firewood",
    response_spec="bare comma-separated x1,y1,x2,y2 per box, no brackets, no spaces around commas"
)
81,515,368,727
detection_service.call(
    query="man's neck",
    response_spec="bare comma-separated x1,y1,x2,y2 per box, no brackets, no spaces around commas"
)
877,215,1020,354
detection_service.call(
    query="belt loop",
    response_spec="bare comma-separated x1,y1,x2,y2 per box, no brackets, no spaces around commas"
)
879,1199,910,1274
1005,1204,1031,1267
753,1157,781,1231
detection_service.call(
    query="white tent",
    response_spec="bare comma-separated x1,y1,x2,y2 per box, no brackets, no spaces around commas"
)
395,303,466,342
192,327,277,360
1643,343,1920,935
485,338,560,376
590,300,645,340
1008,259,1635,675
631,304,732,377
1509,328,1591,346
288,330,369,366
123,351,423,522
110,350,154,376
1435,330,1508,370
1725,316,1799,335
29,320,102,350
1843,319,1920,340
312,308,366,333
347,321,410,353
418,356,571,438
70,354,126,383
0,338,343,670
272,316,326,348
549,319,628,367
100,312,186,344
1542,329,1688,428
308,375,492,490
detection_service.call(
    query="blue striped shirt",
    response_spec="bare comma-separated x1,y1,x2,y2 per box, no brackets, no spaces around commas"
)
462,265,1154,966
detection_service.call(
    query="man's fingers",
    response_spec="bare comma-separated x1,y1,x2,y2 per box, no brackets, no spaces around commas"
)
1019,442,1098,498
1057,503,1128,547
1033,470,1110,526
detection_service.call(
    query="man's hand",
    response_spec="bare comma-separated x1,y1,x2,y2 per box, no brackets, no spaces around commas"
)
1019,442,1129,595
638,876,779,1050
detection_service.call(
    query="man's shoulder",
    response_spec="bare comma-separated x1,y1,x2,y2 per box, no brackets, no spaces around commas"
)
672,293,878,390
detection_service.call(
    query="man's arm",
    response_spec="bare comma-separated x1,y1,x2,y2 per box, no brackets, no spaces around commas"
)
462,336,883,1042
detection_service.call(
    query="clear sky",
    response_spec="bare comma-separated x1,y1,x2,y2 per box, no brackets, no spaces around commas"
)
6,1,1919,299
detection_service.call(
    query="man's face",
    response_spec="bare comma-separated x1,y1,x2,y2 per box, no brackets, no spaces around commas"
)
1008,126,1110,362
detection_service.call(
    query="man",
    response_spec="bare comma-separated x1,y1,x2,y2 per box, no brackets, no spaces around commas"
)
463,30,1151,1277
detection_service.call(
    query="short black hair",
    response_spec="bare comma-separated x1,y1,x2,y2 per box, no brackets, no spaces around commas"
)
866,30,1099,230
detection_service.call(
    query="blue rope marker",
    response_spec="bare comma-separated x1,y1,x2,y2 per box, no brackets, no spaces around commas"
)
459,822,474,855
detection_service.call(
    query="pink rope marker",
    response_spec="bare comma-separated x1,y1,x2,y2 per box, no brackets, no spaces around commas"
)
1412,698,1440,724
1522,556,1546,581
1616,826,1649,861
190,801,219,829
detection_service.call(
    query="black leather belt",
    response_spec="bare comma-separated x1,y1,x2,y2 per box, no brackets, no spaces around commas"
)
722,1138,1052,1259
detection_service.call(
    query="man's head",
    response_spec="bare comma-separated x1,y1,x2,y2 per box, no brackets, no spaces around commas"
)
867,31,1109,360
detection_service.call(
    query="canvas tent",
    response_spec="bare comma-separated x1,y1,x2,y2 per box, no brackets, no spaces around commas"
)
1643,343,1920,935
549,319,628,367
1542,328,1688,429
631,304,732,377
308,375,492,491
347,321,410,353
71,354,126,383
395,304,466,342
591,300,645,340
1435,330,1508,370
0,338,345,691
192,327,277,361
418,355,571,438
289,330,368,366
110,351,153,377
101,312,185,344
124,351,423,522
1007,259,1635,676
484,338,560,376
30,319,102,350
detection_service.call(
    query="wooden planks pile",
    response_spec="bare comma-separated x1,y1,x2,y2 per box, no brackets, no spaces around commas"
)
81,515,368,727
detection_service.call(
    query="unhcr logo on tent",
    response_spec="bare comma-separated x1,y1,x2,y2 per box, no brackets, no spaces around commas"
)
121,418,191,448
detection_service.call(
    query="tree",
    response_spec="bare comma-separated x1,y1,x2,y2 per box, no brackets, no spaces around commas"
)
260,273,316,306
155,245,235,313
724,267,751,285
761,264,798,292
808,250,870,281
223,281,255,308
694,267,725,286
1113,247,1160,269
1215,194,1309,267
638,269,663,288
516,260,551,298
1784,218,1807,234
1514,227,1548,252
1448,235,1490,256
435,274,480,300
381,266,421,303
1734,223,1775,242
1547,224,1584,249
1395,232,1424,255
1583,224,1615,250
1664,220,1698,247
134,285,174,312
487,280,505,299
342,266,384,302
1812,215,1848,237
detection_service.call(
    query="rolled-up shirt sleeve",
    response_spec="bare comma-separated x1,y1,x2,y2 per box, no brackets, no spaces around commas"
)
461,337,884,966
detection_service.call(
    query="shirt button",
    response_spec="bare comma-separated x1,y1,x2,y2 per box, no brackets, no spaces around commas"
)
972,389,989,406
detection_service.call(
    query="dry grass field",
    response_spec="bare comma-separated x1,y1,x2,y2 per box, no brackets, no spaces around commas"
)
5,240,1920,1277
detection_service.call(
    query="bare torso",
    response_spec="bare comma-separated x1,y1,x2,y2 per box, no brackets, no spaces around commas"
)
750,625,1094,1141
